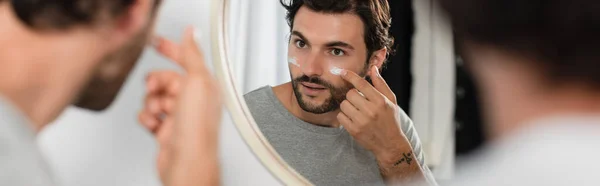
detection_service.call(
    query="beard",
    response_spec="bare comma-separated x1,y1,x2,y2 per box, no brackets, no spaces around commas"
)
291,75,351,114
73,27,150,111
292,62,370,114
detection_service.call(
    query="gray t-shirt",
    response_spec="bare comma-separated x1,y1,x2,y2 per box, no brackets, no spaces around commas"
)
0,96,55,186
244,86,435,185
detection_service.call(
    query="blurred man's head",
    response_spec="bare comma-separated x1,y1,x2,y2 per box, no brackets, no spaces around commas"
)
439,0,600,134
7,0,161,110
281,0,393,114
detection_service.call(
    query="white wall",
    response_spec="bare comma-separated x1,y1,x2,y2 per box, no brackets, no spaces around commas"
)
227,0,290,94
38,1,279,186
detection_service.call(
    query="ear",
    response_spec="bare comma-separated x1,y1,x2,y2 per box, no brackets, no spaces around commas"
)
369,47,388,70
110,0,154,46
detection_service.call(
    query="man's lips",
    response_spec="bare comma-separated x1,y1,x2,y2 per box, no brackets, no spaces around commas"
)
301,82,326,89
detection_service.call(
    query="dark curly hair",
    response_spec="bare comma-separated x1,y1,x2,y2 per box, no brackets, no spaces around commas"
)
8,0,160,30
280,0,394,64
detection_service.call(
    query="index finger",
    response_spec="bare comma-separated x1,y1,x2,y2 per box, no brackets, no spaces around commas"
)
340,69,380,101
153,26,208,75
180,26,208,75
154,36,183,66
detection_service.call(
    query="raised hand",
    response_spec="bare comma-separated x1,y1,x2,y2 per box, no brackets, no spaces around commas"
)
138,26,222,186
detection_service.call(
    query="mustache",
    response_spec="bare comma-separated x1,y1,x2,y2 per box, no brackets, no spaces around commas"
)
293,75,336,89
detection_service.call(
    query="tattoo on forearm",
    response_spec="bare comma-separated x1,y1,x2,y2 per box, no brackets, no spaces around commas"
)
393,151,413,166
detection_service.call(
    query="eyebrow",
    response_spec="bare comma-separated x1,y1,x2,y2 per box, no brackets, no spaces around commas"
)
291,30,355,50
291,31,310,45
325,41,355,50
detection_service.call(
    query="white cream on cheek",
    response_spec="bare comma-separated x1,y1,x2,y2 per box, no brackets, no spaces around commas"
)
329,66,343,76
329,66,365,97
289,56,345,77
288,57,300,67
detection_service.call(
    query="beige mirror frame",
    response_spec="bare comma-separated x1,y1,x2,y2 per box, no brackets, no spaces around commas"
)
210,0,312,185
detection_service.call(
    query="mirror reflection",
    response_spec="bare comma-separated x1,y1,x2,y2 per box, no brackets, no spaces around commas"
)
226,0,453,185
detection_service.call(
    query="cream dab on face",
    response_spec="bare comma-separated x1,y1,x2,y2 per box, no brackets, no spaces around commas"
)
329,66,343,76
288,57,300,67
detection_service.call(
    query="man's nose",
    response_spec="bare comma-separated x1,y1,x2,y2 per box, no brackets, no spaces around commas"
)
301,52,325,77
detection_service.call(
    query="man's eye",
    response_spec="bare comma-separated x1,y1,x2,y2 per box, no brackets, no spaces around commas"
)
295,40,306,48
331,49,345,56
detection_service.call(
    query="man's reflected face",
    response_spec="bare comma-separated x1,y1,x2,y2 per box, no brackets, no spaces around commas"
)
289,6,369,114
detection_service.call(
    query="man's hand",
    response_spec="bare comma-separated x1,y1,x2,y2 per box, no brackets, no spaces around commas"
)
338,66,425,183
138,26,222,186
338,66,405,162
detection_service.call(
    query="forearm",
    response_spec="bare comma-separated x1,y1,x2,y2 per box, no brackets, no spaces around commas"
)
377,143,429,185
167,148,220,186
167,131,221,186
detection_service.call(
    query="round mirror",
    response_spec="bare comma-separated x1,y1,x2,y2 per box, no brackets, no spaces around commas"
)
211,0,457,185
210,0,310,185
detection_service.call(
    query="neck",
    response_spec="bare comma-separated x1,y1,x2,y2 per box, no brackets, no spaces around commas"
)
490,87,600,138
273,83,341,127
479,63,600,139
0,4,108,132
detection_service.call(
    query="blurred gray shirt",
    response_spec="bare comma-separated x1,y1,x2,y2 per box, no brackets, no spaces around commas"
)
451,116,600,186
0,96,55,186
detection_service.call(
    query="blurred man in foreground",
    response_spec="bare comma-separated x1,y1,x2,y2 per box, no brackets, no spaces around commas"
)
0,0,221,185
439,0,600,185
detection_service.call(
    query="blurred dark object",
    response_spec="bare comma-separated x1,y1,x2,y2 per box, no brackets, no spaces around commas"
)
381,0,414,115
454,45,485,155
